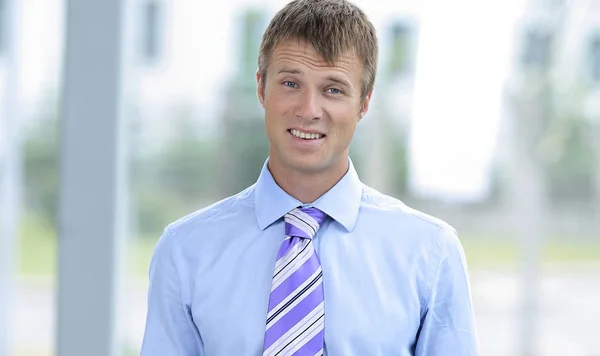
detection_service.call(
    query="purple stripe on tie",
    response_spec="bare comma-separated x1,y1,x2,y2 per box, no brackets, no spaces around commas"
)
285,223,311,240
291,329,325,356
302,208,327,226
276,236,303,260
267,252,320,312
263,283,323,350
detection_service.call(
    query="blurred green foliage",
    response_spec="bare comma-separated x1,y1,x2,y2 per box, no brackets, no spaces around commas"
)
131,111,219,237
23,102,59,230
540,88,597,202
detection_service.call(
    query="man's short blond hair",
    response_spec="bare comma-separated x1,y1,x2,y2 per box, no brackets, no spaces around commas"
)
258,0,378,101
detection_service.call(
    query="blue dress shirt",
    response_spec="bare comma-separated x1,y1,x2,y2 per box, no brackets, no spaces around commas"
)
141,158,479,355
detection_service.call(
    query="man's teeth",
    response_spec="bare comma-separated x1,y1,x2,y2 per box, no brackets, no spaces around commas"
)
290,129,323,140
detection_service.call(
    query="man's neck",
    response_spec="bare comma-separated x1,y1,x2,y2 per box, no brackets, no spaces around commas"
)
268,159,348,204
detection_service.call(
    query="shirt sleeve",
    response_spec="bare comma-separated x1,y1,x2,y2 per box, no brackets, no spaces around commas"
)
141,227,204,355
415,227,479,356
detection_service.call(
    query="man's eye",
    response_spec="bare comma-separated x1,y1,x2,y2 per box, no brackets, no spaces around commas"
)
327,88,342,94
283,81,297,88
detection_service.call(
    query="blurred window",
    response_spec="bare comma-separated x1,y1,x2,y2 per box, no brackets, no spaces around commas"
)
0,0,5,55
589,34,600,83
140,0,162,64
522,28,552,69
388,21,416,75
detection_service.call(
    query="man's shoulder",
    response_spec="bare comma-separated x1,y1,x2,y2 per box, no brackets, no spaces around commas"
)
166,184,256,237
361,184,457,239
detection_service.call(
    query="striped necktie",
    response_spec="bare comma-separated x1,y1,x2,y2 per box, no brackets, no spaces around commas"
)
262,206,327,356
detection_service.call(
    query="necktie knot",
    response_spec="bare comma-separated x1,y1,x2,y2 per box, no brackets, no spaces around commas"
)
284,206,327,240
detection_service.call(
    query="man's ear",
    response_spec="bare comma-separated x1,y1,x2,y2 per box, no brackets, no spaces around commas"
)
358,91,373,121
256,70,265,107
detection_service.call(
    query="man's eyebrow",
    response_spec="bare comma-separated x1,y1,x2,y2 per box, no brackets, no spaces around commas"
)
277,68,302,75
326,75,352,88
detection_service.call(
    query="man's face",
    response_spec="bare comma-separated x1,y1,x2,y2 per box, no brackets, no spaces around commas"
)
257,39,372,177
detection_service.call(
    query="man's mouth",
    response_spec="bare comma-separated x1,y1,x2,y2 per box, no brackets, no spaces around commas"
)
288,129,325,140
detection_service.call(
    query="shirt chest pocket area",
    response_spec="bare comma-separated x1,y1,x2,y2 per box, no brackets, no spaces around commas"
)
324,290,421,354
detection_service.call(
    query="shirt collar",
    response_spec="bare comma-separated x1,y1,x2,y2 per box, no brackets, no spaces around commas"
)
254,157,363,232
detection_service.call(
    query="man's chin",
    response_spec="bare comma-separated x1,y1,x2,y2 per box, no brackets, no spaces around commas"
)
284,156,334,175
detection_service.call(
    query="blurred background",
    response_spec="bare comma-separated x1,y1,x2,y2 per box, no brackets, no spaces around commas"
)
1,0,599,355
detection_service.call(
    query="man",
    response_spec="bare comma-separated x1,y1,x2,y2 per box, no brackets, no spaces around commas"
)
141,0,479,355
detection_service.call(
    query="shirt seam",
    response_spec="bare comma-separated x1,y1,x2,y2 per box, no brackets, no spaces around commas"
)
167,226,191,306
168,226,204,351
418,227,446,356
405,210,453,234
421,226,446,309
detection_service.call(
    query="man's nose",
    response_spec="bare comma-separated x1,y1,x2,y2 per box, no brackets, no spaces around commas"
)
294,90,323,120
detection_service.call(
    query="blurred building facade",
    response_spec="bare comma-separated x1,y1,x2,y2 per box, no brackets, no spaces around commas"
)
496,0,600,236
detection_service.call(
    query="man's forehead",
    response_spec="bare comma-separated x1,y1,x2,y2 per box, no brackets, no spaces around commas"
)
271,40,359,68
